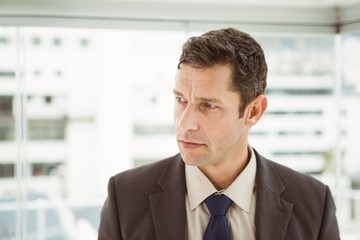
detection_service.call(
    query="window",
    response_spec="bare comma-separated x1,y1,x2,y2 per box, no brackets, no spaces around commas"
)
0,71,15,78
52,37,62,46
0,26,360,239
0,37,9,45
28,119,65,140
0,27,184,240
44,96,52,104
80,38,89,47
31,163,62,177
0,118,14,141
31,36,41,46
0,96,12,115
0,164,15,178
0,97,14,141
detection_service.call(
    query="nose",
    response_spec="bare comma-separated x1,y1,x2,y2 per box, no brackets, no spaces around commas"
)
175,105,199,132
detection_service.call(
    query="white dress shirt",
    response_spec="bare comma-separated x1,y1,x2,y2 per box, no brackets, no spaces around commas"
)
185,146,257,240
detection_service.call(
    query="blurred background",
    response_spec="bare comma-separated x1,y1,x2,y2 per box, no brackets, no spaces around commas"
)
0,0,360,239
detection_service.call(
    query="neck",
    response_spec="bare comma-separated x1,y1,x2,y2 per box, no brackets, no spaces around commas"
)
199,148,250,190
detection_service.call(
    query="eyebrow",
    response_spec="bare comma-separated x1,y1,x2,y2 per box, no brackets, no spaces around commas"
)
173,89,183,96
173,89,223,104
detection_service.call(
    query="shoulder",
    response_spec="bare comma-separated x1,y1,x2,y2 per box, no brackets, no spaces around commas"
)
114,155,174,179
254,149,340,238
111,153,184,192
254,148,330,199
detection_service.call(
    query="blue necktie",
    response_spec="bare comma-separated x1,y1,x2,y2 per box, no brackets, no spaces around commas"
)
203,194,233,240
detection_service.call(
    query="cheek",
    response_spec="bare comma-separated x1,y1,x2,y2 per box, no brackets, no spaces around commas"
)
173,105,180,122
208,120,244,145
173,109,184,128
207,122,233,141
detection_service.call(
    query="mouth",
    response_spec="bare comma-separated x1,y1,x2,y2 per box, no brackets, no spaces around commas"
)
178,140,205,149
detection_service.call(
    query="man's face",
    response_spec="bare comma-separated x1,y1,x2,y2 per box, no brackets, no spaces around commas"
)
173,63,250,168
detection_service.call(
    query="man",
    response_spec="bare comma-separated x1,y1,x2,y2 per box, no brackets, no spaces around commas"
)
98,28,340,240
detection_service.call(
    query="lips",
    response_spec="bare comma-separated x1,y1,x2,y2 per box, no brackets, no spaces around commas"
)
179,140,205,149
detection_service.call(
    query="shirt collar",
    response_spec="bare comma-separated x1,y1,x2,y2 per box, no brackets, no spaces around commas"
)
185,146,257,213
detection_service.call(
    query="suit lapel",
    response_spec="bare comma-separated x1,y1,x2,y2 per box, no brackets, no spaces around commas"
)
149,154,186,240
254,150,293,240
147,151,294,240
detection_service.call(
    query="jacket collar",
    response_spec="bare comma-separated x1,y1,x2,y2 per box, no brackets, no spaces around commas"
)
149,154,186,240
254,149,293,240
148,150,294,240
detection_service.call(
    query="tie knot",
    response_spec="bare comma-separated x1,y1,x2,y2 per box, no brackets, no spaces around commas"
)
204,194,232,216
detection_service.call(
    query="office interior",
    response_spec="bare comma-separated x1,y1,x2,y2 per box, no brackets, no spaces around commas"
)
0,0,360,239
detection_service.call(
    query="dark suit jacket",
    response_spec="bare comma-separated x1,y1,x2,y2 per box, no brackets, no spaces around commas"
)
98,149,340,240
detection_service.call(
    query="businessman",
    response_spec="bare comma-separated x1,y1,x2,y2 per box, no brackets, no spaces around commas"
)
98,28,340,240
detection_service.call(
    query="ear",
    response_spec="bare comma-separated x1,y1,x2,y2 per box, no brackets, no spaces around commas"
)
244,95,267,127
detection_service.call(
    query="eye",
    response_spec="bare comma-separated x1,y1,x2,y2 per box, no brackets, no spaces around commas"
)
202,102,217,109
175,96,187,104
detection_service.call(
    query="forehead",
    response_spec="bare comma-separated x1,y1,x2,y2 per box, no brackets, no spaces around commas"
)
175,64,233,95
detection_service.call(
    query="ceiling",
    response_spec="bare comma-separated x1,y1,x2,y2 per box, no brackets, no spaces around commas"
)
0,0,359,33
105,0,360,7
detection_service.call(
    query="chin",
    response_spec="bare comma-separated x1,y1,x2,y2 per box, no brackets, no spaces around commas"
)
180,154,205,167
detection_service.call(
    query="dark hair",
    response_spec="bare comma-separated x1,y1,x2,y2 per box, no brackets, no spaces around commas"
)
178,28,267,117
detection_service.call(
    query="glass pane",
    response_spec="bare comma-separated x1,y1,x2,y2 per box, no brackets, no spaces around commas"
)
1,26,186,239
248,35,336,176
337,32,360,239
0,26,17,240
1,24,360,240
